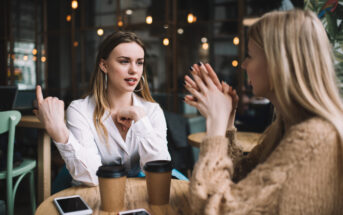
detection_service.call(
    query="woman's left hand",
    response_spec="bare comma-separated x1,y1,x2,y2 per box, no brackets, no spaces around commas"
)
184,65,233,137
116,106,146,131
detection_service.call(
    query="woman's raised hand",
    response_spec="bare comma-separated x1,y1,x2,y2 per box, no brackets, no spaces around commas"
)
33,85,69,143
116,106,146,132
184,63,233,137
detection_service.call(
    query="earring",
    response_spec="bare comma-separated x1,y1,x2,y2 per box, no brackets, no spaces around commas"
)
134,76,145,92
105,73,108,89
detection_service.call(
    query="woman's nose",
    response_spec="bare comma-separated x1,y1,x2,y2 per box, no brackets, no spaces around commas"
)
129,63,138,74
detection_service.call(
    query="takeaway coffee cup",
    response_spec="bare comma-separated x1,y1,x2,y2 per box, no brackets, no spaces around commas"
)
144,160,173,205
96,165,127,212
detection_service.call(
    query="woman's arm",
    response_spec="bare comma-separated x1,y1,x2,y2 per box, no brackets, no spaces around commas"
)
54,103,102,186
130,104,171,167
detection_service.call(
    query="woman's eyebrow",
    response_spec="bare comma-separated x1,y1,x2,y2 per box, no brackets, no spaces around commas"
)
117,56,144,60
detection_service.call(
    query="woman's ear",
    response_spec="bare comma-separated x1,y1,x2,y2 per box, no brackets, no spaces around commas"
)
99,59,107,73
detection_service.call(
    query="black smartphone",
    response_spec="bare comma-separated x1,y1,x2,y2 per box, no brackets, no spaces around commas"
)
118,208,151,215
53,195,93,215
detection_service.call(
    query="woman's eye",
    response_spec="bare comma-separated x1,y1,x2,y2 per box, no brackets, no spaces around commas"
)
137,61,144,65
120,60,129,64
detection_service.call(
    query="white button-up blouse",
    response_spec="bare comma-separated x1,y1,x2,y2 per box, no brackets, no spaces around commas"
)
54,94,171,186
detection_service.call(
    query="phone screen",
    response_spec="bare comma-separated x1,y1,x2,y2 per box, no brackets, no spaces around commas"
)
56,197,88,213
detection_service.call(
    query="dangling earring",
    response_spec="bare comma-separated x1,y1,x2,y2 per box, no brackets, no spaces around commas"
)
134,76,145,92
105,73,108,89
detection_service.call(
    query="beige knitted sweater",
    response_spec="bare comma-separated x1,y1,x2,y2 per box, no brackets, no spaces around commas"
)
190,117,343,214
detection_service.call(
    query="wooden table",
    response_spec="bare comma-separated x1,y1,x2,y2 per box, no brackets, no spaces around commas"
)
35,178,191,215
18,115,51,204
188,131,261,152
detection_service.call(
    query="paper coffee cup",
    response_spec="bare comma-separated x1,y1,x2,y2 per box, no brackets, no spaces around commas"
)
144,160,172,205
96,165,127,212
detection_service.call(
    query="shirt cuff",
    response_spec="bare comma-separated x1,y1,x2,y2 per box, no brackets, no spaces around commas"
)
131,116,154,137
54,132,81,158
200,136,229,157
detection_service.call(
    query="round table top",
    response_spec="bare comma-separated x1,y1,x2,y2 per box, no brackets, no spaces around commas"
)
188,131,261,152
35,178,191,215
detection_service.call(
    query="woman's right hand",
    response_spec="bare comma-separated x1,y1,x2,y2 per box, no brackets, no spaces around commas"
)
33,85,69,143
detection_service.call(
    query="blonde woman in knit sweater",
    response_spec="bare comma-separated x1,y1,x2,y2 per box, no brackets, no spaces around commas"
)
184,9,343,214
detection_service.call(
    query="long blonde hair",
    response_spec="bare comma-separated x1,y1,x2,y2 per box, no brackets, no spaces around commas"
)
89,31,154,142
248,9,343,161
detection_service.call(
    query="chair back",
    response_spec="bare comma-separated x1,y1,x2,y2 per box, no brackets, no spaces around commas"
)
0,111,21,174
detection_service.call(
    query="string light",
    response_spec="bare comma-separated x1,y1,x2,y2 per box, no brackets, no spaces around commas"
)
71,0,78,9
163,38,169,46
126,9,133,15
41,56,46,62
23,55,28,61
187,13,196,23
97,28,104,36
66,15,71,22
117,20,123,27
202,42,209,50
201,37,207,43
32,49,37,55
146,16,153,24
177,28,184,34
232,60,238,67
73,41,79,47
233,37,239,45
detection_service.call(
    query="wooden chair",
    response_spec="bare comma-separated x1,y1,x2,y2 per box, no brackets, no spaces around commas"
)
0,111,36,215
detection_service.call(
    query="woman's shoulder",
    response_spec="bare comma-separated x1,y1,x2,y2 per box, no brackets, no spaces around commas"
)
292,117,335,134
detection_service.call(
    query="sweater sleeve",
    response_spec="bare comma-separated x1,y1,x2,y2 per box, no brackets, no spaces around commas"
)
225,128,243,168
189,121,330,214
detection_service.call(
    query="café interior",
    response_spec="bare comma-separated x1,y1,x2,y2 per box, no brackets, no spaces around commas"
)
2,0,337,214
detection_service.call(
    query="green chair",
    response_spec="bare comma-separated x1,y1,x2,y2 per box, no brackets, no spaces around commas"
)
0,111,36,215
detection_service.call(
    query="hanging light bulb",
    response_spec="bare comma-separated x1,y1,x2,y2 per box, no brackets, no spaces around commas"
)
163,38,169,46
232,60,238,67
97,28,104,36
73,41,79,47
201,37,208,43
23,55,28,61
233,36,239,45
71,0,78,9
41,56,46,62
32,49,37,55
177,28,184,34
202,42,209,50
187,13,195,23
146,16,153,24
66,15,72,22
117,20,123,27
126,9,133,15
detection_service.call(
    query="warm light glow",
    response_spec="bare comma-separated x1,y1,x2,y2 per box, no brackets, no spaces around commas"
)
71,0,78,9
33,56,37,61
202,42,209,50
146,16,153,24
66,15,71,22
41,56,46,62
126,9,133,15
23,55,28,61
233,37,239,45
73,41,79,47
163,38,169,46
97,28,104,36
177,28,184,34
187,13,195,23
163,24,168,29
11,54,15,60
232,60,238,67
201,37,207,43
32,49,37,55
117,20,123,27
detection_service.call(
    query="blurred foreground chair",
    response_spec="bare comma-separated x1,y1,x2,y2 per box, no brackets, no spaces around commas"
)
0,111,36,215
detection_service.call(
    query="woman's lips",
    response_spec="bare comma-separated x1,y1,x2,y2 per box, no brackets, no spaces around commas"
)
125,78,137,86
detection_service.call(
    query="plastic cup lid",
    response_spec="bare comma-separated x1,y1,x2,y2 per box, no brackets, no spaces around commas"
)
143,160,173,173
96,165,127,178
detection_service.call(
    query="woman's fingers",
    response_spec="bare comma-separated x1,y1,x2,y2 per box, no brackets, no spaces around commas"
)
204,63,222,91
185,83,205,104
185,75,199,91
191,72,208,94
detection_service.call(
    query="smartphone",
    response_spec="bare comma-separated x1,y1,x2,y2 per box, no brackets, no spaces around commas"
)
118,208,151,215
53,195,93,215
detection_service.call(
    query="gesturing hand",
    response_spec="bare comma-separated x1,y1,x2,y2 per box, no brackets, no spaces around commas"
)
115,106,146,132
33,85,69,143
184,65,233,137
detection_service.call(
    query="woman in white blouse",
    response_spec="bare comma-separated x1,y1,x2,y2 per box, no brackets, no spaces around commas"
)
34,31,171,186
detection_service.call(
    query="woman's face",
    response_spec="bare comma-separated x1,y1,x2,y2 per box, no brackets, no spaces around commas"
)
100,42,144,94
241,39,271,98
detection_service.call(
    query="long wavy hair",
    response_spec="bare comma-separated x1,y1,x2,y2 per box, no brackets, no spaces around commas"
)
89,31,154,142
248,9,343,161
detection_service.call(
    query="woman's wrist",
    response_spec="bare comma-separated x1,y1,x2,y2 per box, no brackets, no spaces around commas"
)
206,118,227,137
47,123,69,144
